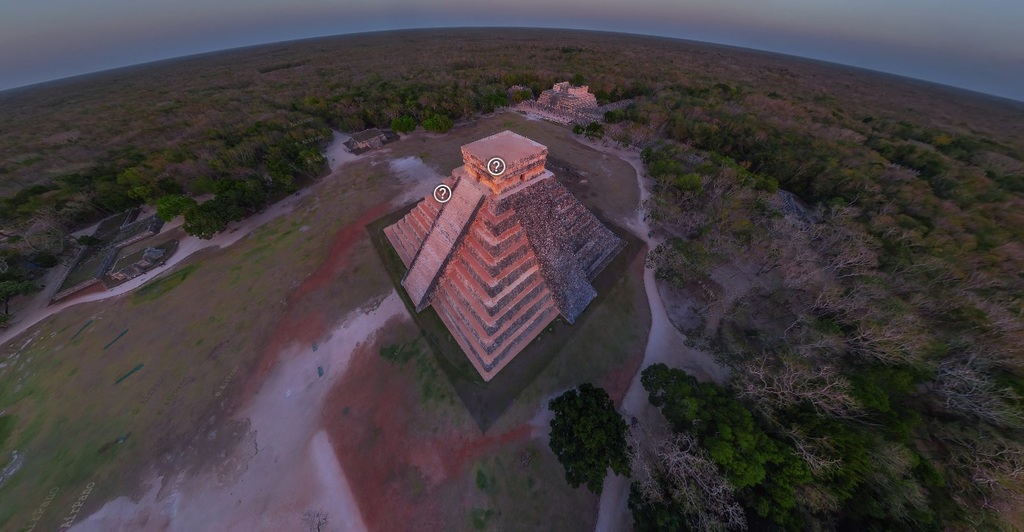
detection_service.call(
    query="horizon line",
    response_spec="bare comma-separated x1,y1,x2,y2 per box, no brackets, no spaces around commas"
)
2,25,1021,105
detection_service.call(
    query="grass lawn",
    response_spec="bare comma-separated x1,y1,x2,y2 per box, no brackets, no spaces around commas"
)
0,139,398,530
0,110,648,530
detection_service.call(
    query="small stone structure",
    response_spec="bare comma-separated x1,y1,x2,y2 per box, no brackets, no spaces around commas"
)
343,128,398,154
107,247,167,283
538,82,599,114
385,131,623,381
52,210,169,301
111,215,164,248
516,81,602,125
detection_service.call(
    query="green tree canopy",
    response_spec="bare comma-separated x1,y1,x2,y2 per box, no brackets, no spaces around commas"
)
155,194,197,221
0,279,39,316
390,115,416,133
511,89,533,104
181,199,240,239
421,114,454,133
640,364,812,528
548,383,631,495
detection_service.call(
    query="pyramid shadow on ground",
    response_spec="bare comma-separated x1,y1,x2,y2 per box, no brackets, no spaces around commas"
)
368,207,643,432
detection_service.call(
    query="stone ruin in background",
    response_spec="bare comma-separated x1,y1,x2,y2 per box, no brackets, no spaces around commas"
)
343,128,399,154
385,131,623,381
538,81,599,114
516,82,603,125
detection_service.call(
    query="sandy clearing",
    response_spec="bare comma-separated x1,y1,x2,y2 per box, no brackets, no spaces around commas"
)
71,291,407,532
326,131,358,172
389,155,447,205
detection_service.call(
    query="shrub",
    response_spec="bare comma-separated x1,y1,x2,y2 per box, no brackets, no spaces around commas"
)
422,114,454,133
390,115,416,133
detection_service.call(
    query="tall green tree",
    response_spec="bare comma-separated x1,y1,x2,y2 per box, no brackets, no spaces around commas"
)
548,383,631,495
0,279,39,317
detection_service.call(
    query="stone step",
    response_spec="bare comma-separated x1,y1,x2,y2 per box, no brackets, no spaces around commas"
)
384,222,415,267
434,296,488,365
433,288,490,360
474,287,554,353
577,240,606,276
397,218,424,255
403,179,486,310
422,192,442,215
438,276,520,347
407,202,436,242
471,220,524,255
445,261,545,323
434,276,553,357
462,230,529,276
457,243,537,298
478,264,545,315
402,208,426,243
483,301,559,375
476,199,518,235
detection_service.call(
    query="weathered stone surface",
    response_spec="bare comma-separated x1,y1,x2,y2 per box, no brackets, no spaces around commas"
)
538,82,598,111
460,130,548,194
508,180,595,324
402,176,485,311
343,128,399,153
383,131,622,381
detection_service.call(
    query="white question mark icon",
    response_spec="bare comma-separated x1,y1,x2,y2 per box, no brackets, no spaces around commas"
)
486,157,506,176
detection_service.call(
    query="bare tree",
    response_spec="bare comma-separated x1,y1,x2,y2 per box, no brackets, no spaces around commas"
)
864,442,929,524
779,425,843,477
943,430,1024,523
844,313,929,365
19,206,70,255
933,355,1024,429
629,425,746,531
794,482,840,514
736,357,864,420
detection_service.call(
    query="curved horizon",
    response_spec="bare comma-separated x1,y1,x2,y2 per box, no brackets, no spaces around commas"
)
1,0,1022,102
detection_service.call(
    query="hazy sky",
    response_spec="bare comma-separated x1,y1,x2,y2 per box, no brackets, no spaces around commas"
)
1,0,1022,101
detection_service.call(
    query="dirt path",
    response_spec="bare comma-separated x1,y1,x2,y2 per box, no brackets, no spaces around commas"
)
571,137,729,532
70,291,408,532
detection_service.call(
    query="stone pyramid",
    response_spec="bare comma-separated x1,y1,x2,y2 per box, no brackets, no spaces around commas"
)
384,131,623,381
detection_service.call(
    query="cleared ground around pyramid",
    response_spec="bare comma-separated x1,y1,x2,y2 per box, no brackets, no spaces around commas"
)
0,112,647,530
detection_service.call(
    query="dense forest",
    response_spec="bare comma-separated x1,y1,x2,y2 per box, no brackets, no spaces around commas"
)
1,28,1022,529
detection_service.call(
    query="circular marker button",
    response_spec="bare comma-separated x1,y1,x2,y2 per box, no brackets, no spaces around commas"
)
486,157,507,177
433,184,453,203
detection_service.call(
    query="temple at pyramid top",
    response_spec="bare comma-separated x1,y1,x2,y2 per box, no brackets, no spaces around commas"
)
458,130,549,194
384,130,623,381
